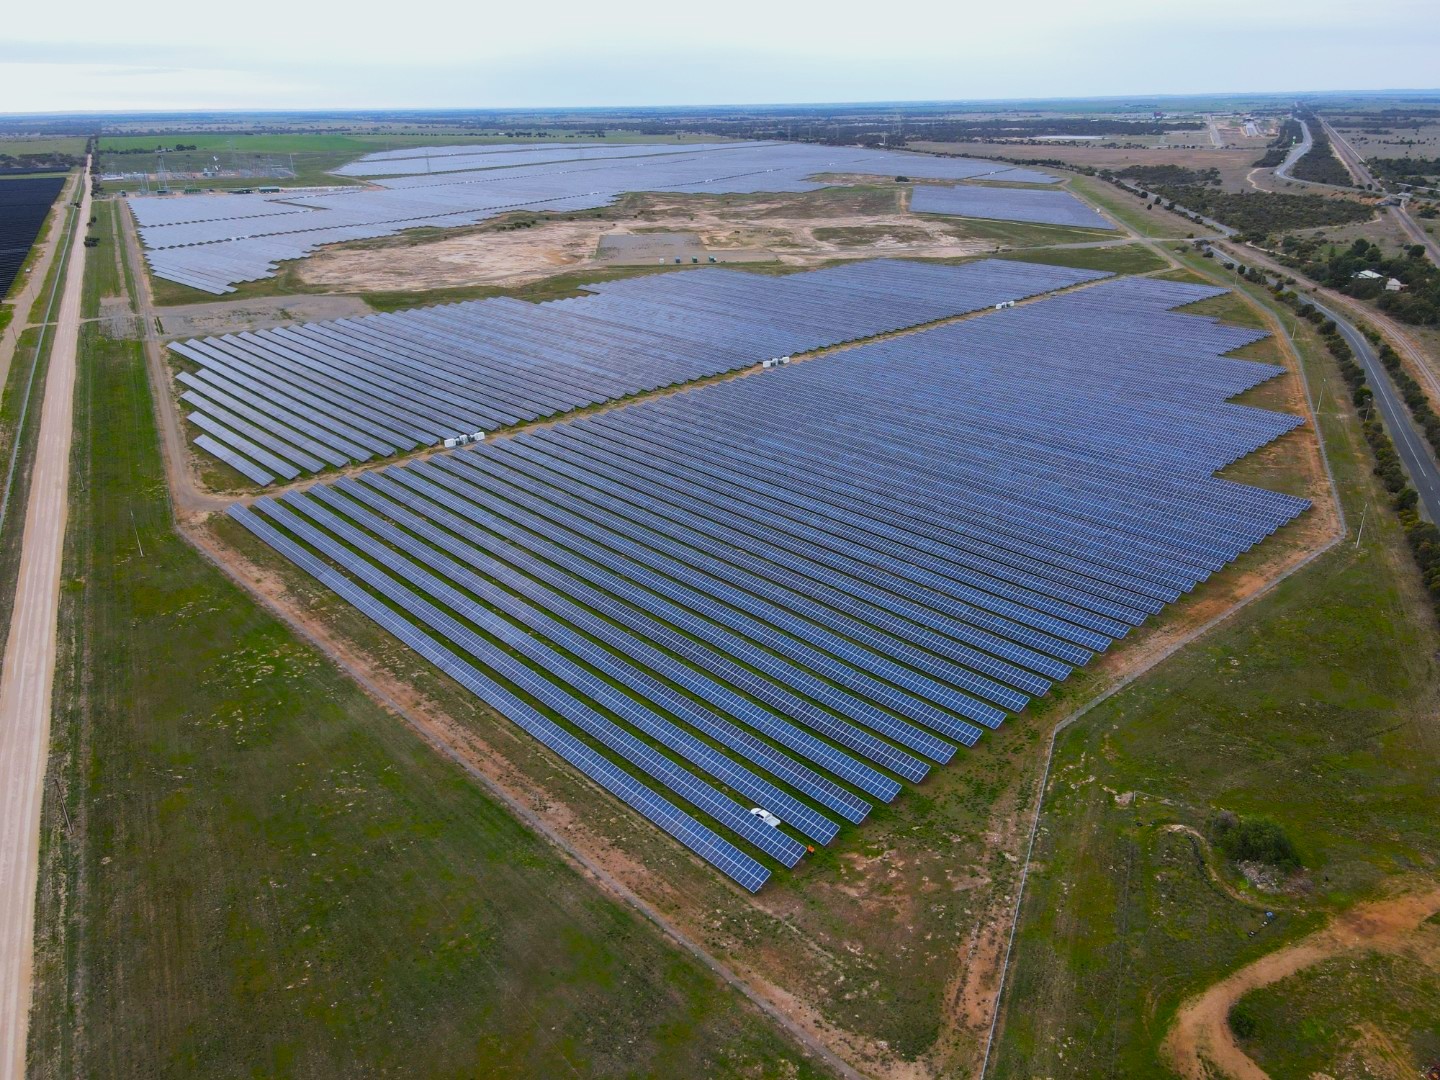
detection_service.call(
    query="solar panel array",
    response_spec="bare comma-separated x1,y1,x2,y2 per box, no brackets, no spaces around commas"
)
910,183,1117,230
228,275,1309,891
0,176,66,297
175,258,1107,484
129,141,1057,293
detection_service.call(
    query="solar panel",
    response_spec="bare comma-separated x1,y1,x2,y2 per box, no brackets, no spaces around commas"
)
225,275,1309,891
176,259,1107,482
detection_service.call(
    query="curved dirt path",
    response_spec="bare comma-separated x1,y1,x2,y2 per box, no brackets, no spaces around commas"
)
1162,884,1440,1080
0,160,90,1080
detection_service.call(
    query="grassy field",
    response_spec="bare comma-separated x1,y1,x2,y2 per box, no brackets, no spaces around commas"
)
27,235,832,1078
0,137,88,157
1068,174,1209,237
1233,929,1440,1075
990,258,1440,1077
993,242,1167,274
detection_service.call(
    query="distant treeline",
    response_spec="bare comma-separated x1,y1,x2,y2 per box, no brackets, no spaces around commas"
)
104,144,202,154
886,118,1203,141
625,115,1204,146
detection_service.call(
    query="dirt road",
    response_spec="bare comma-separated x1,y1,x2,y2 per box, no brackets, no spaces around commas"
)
0,161,90,1080
1162,884,1440,1079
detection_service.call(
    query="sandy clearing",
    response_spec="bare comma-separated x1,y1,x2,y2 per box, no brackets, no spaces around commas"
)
1162,884,1440,1080
0,161,90,1080
296,210,992,293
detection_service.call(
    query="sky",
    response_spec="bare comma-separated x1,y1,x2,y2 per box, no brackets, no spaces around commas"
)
2,0,1437,113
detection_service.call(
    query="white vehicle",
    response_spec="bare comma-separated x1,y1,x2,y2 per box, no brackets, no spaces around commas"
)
749,807,782,828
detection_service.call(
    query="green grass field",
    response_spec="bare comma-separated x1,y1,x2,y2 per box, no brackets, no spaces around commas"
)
993,242,1167,274
27,238,832,1078
1068,174,1203,238
990,258,1440,1078
0,137,88,157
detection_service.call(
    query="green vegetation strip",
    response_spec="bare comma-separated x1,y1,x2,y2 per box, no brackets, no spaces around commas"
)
1289,118,1355,187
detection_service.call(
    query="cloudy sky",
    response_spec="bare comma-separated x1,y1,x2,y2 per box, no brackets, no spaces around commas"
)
2,0,1437,112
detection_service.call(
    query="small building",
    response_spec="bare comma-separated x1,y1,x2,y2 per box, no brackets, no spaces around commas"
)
1386,277,1407,292
1353,269,1383,280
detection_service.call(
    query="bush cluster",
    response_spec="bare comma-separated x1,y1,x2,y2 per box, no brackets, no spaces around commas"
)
1289,115,1355,187
1278,237,1439,327
1211,813,1301,872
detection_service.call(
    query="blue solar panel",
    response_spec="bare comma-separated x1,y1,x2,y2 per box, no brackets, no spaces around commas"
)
175,259,1108,482
226,274,1309,891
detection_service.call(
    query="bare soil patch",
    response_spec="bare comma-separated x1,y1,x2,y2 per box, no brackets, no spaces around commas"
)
1162,883,1440,1080
297,197,994,293
156,293,373,337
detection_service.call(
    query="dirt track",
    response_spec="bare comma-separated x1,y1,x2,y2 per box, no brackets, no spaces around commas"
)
1162,884,1440,1079
0,162,90,1080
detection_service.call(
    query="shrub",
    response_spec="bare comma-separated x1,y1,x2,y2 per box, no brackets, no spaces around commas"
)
1213,815,1302,871
1228,1002,1259,1040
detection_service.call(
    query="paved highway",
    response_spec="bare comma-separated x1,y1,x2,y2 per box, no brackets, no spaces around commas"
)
1273,116,1313,182
1321,117,1440,266
1309,294,1440,523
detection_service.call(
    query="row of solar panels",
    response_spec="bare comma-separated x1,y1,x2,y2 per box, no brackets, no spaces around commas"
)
0,176,66,297
129,141,1057,293
176,259,1108,485
910,183,1117,230
228,277,1309,890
